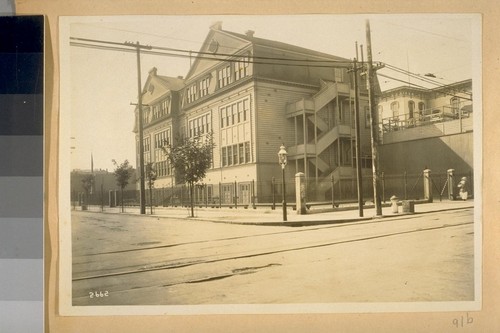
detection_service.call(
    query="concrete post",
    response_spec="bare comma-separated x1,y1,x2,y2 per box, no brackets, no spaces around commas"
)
447,169,456,200
423,169,433,203
295,172,307,215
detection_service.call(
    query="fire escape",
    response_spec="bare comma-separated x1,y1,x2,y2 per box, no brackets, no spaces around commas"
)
286,80,355,201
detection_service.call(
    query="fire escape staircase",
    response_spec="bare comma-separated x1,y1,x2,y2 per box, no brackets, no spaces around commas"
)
287,81,353,196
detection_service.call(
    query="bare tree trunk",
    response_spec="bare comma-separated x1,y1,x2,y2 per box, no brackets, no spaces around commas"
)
121,188,124,213
189,182,194,217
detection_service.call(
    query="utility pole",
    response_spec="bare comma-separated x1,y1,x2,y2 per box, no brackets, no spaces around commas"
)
365,20,383,216
125,41,152,215
349,42,364,217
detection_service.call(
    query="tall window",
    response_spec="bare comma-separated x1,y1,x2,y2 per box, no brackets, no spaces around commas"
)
158,98,170,117
154,129,171,149
220,98,249,128
451,97,460,115
152,105,159,120
153,130,171,177
418,102,425,117
199,77,210,97
235,55,249,81
221,147,227,166
143,137,151,163
221,141,252,166
143,108,151,125
391,101,400,118
408,100,415,118
188,113,211,138
143,137,151,152
187,84,197,103
218,65,232,88
227,145,233,165
334,68,344,82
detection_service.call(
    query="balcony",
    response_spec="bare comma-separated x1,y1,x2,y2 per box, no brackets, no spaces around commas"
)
286,82,351,117
286,98,315,117
381,106,473,144
287,144,316,159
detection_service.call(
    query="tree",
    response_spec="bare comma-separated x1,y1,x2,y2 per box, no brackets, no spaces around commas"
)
81,174,95,210
145,162,157,214
112,159,134,213
162,133,215,217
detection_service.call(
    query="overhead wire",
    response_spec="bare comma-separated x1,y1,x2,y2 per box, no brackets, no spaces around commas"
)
377,73,472,101
70,42,352,69
70,36,472,98
70,37,353,65
381,63,472,96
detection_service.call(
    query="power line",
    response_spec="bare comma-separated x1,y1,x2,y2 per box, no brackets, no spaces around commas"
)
383,63,463,90
377,73,472,101
70,36,472,97
70,41,349,69
70,36,354,66
381,63,472,97
380,21,470,43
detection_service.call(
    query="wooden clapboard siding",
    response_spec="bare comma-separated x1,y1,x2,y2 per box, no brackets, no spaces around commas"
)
254,81,316,165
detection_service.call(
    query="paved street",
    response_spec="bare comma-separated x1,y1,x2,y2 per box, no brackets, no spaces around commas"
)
71,205,475,306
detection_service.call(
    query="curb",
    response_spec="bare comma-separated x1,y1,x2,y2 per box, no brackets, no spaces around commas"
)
75,204,474,227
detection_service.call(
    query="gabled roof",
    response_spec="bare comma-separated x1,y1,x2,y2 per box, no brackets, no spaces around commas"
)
185,22,351,81
141,67,185,105
222,29,350,63
155,74,185,91
184,23,252,81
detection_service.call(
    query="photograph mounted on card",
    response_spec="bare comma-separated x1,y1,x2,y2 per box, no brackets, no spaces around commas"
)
58,14,482,316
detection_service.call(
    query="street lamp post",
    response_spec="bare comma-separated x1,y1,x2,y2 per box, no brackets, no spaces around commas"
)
278,144,288,222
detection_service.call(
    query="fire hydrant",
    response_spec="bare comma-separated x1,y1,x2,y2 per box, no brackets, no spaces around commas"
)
457,177,468,201
390,195,399,213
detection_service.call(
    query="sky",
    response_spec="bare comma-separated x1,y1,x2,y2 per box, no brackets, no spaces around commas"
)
60,14,480,171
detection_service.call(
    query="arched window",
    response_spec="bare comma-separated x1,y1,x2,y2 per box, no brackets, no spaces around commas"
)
418,102,425,112
390,101,399,118
451,97,460,115
417,102,426,119
408,100,415,119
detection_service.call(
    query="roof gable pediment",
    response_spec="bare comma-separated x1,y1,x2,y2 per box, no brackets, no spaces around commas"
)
185,27,252,81
141,68,185,105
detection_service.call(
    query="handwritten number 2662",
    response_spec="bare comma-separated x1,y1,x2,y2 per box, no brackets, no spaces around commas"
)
89,291,109,298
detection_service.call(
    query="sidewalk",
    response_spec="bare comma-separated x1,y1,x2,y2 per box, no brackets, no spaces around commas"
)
77,199,475,227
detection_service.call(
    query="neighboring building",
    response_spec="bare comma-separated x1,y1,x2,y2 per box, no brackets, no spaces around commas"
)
377,79,473,176
133,22,373,205
70,169,137,205
132,67,185,186
378,79,472,138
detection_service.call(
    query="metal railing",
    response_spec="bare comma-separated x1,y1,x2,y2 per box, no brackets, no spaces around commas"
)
72,169,473,212
381,106,471,133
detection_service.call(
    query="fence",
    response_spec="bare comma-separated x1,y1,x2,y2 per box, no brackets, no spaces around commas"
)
72,169,473,211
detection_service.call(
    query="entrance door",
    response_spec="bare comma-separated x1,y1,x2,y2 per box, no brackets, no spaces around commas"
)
222,184,233,205
239,183,251,205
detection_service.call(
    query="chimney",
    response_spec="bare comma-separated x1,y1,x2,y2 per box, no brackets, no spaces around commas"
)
149,67,157,76
245,30,255,37
210,21,222,31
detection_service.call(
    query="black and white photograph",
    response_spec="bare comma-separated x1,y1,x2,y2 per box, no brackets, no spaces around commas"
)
58,14,481,315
